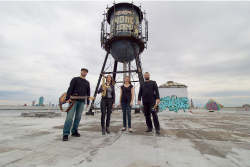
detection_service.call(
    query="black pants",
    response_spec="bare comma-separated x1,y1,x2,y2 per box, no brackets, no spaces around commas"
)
101,98,113,127
143,102,160,130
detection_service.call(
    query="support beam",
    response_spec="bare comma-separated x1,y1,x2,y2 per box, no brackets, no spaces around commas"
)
113,60,118,82
115,81,140,83
86,46,110,115
102,70,137,74
133,42,144,83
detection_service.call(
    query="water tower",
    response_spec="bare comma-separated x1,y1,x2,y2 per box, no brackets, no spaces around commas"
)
86,2,148,115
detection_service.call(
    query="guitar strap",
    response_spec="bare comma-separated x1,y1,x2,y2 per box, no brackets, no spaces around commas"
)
59,99,77,112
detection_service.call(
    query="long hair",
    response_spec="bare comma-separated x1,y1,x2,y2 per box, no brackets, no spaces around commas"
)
106,75,115,85
123,76,131,85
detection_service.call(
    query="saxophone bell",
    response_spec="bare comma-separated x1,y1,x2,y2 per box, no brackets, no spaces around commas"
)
152,104,158,112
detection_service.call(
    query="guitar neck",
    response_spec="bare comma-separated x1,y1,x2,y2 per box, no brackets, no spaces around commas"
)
70,96,88,99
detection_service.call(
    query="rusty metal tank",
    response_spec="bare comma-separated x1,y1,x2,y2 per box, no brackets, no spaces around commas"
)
101,3,147,63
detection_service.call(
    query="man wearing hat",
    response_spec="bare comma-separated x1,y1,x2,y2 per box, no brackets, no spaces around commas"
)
62,68,90,141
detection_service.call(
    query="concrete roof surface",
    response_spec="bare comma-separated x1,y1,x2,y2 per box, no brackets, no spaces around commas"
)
0,109,250,167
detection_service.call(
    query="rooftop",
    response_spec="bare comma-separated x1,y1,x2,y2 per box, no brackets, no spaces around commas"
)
0,109,249,166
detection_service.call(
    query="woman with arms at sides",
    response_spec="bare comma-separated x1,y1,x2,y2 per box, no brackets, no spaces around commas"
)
98,75,115,135
119,76,134,132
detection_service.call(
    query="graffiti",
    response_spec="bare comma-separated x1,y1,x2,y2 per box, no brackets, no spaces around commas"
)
159,95,189,112
205,100,220,111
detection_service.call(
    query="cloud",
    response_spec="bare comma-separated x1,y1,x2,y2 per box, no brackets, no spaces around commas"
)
0,1,250,107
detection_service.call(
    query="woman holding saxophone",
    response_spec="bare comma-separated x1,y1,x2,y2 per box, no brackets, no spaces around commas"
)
98,75,115,135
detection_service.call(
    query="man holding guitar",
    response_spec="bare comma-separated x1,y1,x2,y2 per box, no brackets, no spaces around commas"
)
62,68,90,141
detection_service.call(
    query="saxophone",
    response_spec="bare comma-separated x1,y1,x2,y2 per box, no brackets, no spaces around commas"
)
152,103,158,112
101,75,108,97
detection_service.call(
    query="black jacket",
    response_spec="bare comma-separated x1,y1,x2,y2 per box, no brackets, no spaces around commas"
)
98,84,115,104
138,80,160,104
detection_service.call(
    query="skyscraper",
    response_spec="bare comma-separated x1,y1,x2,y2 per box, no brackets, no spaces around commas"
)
32,101,35,106
39,97,44,106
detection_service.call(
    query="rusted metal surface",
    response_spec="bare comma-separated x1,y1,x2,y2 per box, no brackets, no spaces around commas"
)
100,2,148,62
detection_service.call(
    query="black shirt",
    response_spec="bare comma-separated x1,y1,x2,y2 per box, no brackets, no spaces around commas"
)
121,84,133,103
66,77,90,104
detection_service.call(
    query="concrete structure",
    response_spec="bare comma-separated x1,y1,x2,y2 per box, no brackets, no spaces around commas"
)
159,81,188,98
21,112,62,118
158,81,189,112
0,105,65,110
1,109,250,166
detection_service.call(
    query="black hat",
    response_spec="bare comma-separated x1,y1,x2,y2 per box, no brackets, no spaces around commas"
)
81,68,88,72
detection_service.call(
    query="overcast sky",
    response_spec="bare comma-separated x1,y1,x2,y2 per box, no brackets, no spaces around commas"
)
0,1,250,107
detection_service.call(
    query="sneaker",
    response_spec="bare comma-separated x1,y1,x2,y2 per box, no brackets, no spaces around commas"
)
62,135,68,141
71,131,80,137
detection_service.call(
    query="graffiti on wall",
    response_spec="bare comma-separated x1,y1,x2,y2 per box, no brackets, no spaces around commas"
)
205,100,220,111
158,95,189,112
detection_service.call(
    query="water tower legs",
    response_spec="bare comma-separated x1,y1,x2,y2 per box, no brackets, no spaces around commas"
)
85,47,110,115
86,42,144,115
132,41,144,83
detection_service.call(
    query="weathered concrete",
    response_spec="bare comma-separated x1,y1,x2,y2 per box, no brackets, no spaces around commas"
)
0,105,65,110
0,109,249,167
21,112,62,118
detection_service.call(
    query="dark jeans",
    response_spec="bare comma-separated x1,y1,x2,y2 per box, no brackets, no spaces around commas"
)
121,102,132,128
143,102,160,130
101,98,113,127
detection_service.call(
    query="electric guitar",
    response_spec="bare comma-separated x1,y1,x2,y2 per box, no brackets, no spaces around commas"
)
59,92,95,112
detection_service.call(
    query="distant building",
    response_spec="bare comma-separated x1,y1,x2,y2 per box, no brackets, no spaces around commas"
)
32,101,35,106
158,81,189,112
159,81,188,97
39,97,44,106
49,102,51,105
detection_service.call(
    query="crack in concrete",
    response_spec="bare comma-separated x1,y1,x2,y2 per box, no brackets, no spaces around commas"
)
77,130,124,165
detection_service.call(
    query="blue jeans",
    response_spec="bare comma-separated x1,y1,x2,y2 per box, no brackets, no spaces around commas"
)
121,102,131,128
63,101,85,136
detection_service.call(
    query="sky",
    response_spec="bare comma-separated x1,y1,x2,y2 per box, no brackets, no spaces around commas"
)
0,1,250,107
